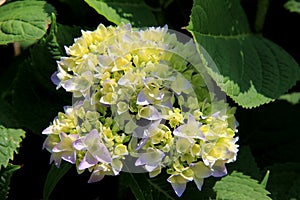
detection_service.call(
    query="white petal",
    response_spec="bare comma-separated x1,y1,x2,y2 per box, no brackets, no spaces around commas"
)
171,182,186,197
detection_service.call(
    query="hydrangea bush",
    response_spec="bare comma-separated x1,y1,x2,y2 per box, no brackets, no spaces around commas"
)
42,23,239,197
1,0,300,199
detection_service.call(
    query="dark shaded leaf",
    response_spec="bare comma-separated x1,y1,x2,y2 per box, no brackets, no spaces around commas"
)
84,0,157,26
266,162,300,200
0,164,20,200
43,162,72,200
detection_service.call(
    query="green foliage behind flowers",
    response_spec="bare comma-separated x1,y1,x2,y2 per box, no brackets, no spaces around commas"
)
0,0,299,199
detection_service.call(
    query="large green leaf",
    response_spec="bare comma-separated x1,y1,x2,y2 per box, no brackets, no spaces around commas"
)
0,1,55,45
213,171,271,200
0,164,20,200
84,0,157,26
0,126,25,169
187,0,300,108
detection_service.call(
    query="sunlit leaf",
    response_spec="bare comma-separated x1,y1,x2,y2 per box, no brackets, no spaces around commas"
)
187,0,300,108
0,126,25,168
0,1,56,45
284,0,300,14
214,171,271,200
260,170,270,189
278,92,300,105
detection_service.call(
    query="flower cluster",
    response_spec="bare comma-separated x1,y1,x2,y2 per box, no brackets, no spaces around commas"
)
43,23,239,197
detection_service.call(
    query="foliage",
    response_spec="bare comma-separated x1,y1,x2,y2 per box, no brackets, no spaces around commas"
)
213,171,271,200
187,0,300,108
0,126,25,168
284,0,300,14
0,126,24,199
0,0,299,199
84,0,157,26
0,164,20,199
0,1,55,45
279,92,300,105
265,163,300,200
43,162,72,200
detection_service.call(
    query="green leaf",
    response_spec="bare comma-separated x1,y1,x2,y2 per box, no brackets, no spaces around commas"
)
0,98,19,128
41,13,81,60
84,0,157,26
0,164,20,200
284,0,300,14
214,171,271,200
55,24,81,50
7,56,56,133
278,92,300,105
260,170,270,189
43,162,72,200
187,0,300,108
0,43,70,134
0,12,79,134
42,13,61,60
0,1,56,45
0,126,25,169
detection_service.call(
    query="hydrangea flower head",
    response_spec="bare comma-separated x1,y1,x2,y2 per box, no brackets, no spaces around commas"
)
43,23,239,197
